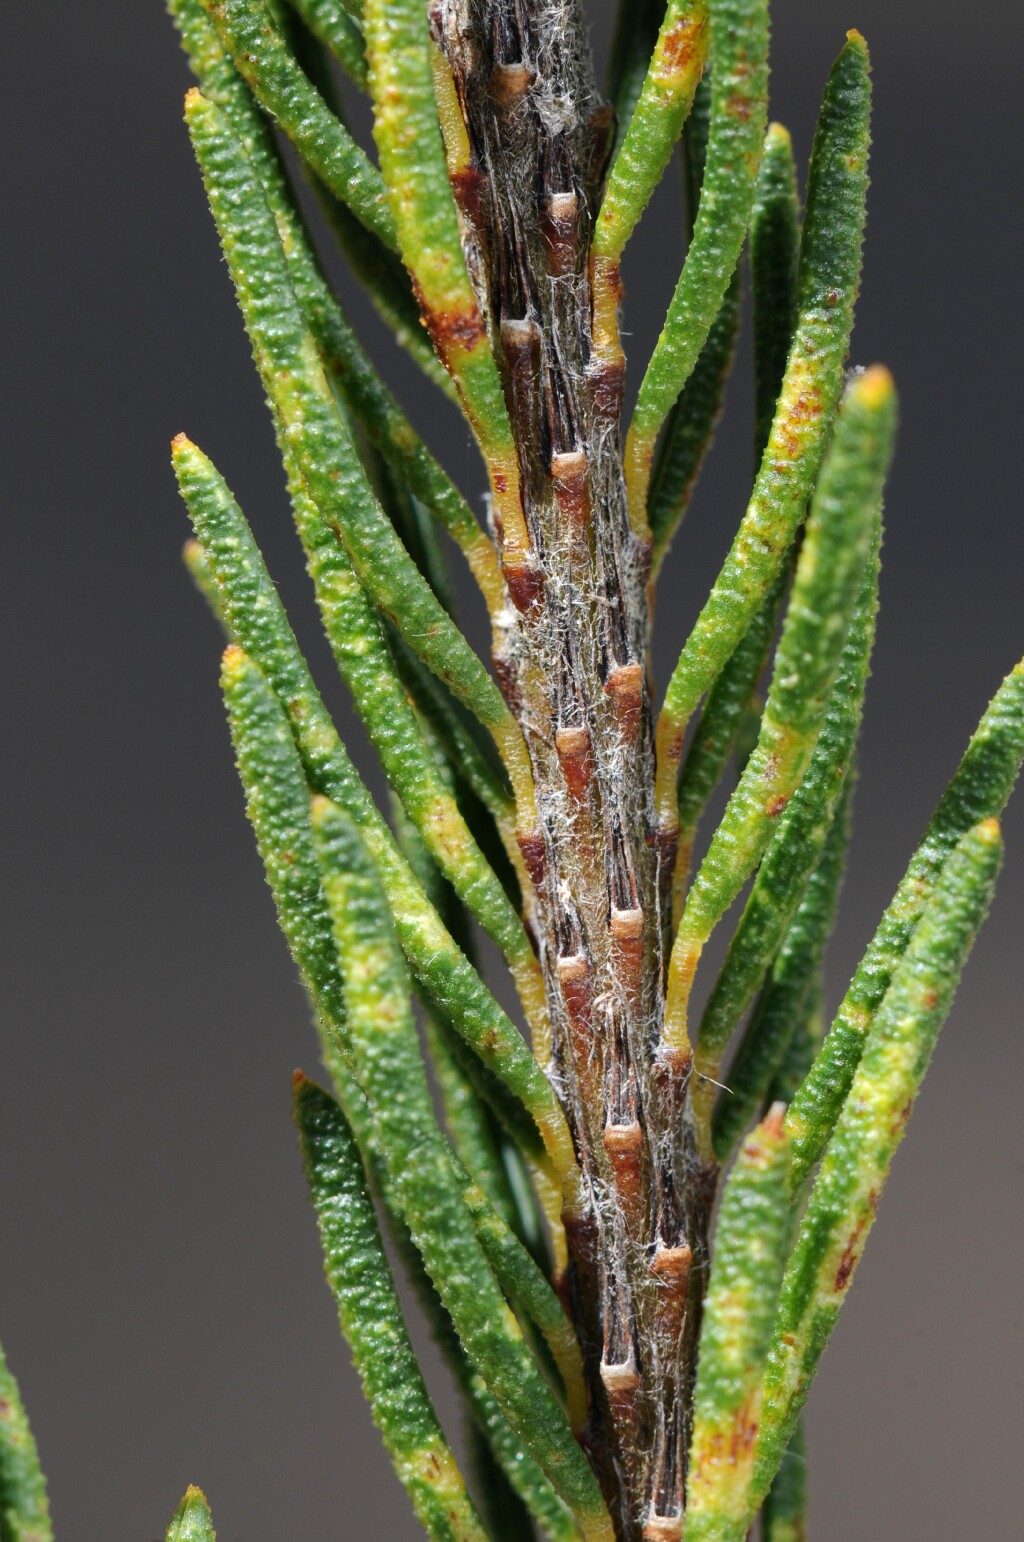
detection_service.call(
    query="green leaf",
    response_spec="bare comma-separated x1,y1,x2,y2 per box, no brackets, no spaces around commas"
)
182,89,533,803
173,446,574,1186
312,800,613,1540
217,641,365,1116
654,31,873,826
786,656,1024,1187
283,0,366,87
362,0,535,596
594,3,709,263
165,1485,215,1542
201,0,395,244
167,0,447,388
684,1107,792,1542
698,506,880,1116
661,365,896,1073
658,121,800,792
753,819,1004,1510
0,1341,52,1542
625,0,770,531
712,775,853,1162
751,123,801,460
605,0,668,142
648,268,742,566
672,561,785,884
760,1420,807,1542
294,1077,488,1542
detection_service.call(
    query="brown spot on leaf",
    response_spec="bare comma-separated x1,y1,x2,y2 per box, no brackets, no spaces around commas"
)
491,653,521,712
503,555,545,612
449,163,487,224
835,1216,868,1291
725,92,755,120
659,15,706,76
516,828,547,889
422,302,487,357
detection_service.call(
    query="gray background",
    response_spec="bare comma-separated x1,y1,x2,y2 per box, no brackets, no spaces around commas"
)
2,1,1022,1536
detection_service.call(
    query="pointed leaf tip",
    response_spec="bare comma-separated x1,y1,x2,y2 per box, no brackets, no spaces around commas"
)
761,1101,787,1140
851,363,895,409
765,121,792,148
166,1484,215,1542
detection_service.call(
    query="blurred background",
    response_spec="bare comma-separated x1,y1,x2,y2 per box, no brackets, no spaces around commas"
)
2,2,1021,1536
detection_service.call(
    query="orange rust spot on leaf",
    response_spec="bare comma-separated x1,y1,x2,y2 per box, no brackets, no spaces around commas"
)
725,92,755,121
659,15,706,76
422,302,487,356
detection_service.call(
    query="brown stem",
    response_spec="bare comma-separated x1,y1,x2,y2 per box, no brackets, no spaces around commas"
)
432,5,709,1533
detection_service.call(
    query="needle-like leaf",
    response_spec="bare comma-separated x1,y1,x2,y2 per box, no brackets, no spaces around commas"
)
0,1342,52,1542
712,776,853,1161
753,819,1003,1510
283,0,366,87
183,90,535,809
363,0,536,597
698,507,880,1140
625,0,770,534
175,444,571,1182
165,1485,216,1542
201,0,393,242
684,1107,792,1542
654,32,873,828
786,656,1024,1188
295,1076,489,1542
660,365,895,1069
312,799,613,1540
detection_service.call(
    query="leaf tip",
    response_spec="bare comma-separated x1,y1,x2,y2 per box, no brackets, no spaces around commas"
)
850,363,895,410
309,792,333,828
977,816,1002,845
765,121,792,150
220,643,246,684
761,1100,787,1140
